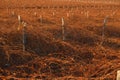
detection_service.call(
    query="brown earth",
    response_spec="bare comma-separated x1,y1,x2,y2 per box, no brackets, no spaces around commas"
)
0,1,120,80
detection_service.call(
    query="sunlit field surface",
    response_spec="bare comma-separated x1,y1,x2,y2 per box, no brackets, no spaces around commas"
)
0,0,120,79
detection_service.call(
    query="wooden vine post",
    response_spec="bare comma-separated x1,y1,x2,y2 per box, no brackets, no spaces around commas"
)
17,15,21,31
101,16,108,45
61,17,65,41
22,22,27,52
40,15,43,24
117,70,120,80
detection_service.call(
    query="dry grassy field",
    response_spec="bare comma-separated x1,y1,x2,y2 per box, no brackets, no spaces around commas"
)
0,0,120,80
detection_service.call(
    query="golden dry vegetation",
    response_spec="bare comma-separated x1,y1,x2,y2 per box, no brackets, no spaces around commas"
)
0,0,120,80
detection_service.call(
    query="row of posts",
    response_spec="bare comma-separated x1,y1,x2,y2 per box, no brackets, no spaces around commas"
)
17,14,65,52
17,13,120,80
17,13,108,50
7,7,120,80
